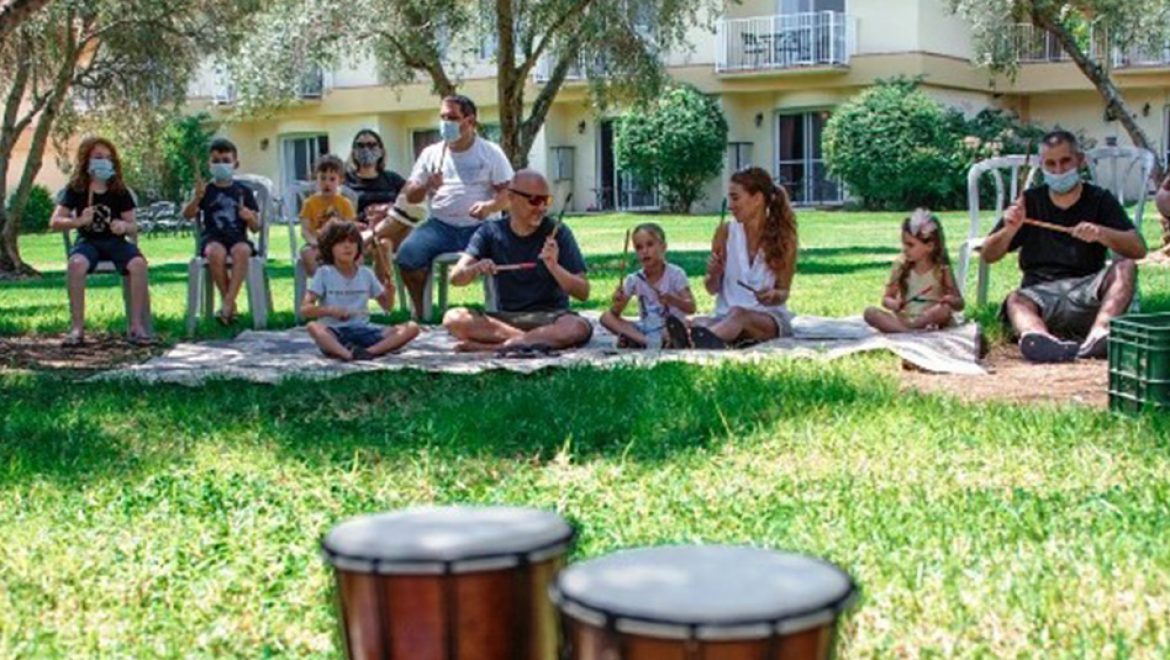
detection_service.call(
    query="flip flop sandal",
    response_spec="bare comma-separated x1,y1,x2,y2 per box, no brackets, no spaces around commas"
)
665,316,692,349
214,309,230,327
615,331,647,349
690,326,729,350
1019,331,1078,363
495,343,556,359
129,334,156,347
1077,332,1109,360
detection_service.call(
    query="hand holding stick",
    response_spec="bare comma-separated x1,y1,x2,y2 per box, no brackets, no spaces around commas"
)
494,262,537,272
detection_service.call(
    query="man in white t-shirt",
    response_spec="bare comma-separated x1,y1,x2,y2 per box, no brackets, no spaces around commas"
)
396,95,515,319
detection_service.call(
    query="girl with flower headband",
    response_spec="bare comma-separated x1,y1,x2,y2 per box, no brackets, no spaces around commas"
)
864,209,964,333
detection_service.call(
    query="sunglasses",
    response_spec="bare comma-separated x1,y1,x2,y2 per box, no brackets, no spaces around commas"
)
354,141,379,148
509,189,551,207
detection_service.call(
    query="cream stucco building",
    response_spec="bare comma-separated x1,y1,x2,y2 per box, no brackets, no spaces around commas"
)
10,0,1170,212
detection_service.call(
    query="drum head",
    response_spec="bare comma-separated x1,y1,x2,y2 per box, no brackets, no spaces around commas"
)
322,505,574,574
551,545,856,639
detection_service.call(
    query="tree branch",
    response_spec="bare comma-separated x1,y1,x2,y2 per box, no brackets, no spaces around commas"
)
0,0,51,43
517,0,595,83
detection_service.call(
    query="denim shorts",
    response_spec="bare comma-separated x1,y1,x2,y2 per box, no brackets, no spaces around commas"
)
70,238,143,275
327,324,385,349
394,218,480,271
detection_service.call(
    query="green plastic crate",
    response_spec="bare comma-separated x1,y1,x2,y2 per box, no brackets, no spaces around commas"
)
1108,312,1170,414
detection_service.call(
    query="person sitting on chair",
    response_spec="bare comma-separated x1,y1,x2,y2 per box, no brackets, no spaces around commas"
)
981,130,1147,362
442,169,592,353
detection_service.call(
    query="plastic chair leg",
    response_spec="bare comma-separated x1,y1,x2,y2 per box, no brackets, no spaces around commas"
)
294,259,307,324
420,267,434,323
437,262,450,320
248,257,268,330
976,259,991,308
185,258,203,337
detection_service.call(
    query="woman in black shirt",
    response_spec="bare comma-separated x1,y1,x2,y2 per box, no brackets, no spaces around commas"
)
345,130,410,282
50,136,152,346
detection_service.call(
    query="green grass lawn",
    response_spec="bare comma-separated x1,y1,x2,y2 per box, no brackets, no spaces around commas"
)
2,211,1170,656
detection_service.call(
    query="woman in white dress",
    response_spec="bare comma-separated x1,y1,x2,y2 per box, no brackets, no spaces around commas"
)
675,167,798,349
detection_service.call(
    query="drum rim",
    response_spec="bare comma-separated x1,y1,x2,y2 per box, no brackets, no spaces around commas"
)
320,507,576,572
549,546,859,638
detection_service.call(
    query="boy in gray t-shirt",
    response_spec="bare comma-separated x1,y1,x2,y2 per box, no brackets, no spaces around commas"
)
301,220,420,360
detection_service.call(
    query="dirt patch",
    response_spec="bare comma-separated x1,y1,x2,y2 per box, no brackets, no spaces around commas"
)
0,334,165,374
900,343,1108,408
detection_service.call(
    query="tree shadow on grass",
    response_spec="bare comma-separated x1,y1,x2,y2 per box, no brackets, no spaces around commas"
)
0,360,896,487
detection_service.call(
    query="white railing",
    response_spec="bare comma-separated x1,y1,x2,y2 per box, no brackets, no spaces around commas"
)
715,12,855,73
1006,23,1105,63
531,54,598,83
1113,42,1170,68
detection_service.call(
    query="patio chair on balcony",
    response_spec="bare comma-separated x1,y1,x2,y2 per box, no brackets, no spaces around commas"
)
741,32,769,68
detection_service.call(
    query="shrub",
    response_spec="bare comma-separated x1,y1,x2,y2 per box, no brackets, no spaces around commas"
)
615,84,728,213
7,185,55,234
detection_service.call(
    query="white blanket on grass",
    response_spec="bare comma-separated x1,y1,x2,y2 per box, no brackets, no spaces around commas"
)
97,314,985,385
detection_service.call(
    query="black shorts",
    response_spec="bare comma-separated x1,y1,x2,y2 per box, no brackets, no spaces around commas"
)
70,238,143,275
200,235,257,258
479,309,594,346
1000,268,1109,340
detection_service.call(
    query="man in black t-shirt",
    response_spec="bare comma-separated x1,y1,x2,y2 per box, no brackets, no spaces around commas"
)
983,130,1147,362
443,169,592,353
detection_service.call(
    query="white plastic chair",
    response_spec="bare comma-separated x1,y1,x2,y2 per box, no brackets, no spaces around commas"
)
956,155,1041,306
183,174,277,336
1084,146,1155,310
59,188,153,335
285,182,360,323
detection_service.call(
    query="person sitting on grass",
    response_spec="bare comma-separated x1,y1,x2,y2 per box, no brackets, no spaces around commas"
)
674,166,797,350
864,209,963,333
181,137,260,325
601,222,695,349
981,130,1146,362
300,155,356,279
50,136,152,347
442,169,592,354
302,220,420,361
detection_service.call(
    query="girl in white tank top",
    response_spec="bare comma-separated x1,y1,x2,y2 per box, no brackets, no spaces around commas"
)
680,168,798,349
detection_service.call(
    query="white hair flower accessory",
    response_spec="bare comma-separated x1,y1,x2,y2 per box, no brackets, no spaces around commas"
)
908,208,937,237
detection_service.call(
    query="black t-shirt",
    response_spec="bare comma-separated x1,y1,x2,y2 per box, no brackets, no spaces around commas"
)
465,216,588,313
198,181,259,244
345,170,406,221
57,186,136,241
991,183,1134,287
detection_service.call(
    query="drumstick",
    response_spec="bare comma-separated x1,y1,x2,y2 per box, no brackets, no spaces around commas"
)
494,262,537,272
550,192,572,238
1024,218,1074,235
736,279,762,295
906,285,935,304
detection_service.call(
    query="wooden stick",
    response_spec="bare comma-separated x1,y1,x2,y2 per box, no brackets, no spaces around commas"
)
736,279,762,295
494,262,537,272
1024,218,1073,235
551,192,572,238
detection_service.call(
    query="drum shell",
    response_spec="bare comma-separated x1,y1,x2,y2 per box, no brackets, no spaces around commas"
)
332,554,565,660
560,615,839,660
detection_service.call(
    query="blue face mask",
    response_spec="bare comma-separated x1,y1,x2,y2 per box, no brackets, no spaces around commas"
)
1043,167,1081,194
210,162,235,182
88,158,115,182
439,119,462,143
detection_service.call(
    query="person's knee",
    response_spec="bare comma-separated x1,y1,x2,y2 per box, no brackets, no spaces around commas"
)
1005,291,1035,312
68,255,90,275
442,307,474,332
863,307,883,323
204,243,226,262
560,316,593,342
398,320,422,339
126,257,147,276
230,243,252,261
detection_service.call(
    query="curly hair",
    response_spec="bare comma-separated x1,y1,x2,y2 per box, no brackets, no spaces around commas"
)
317,219,363,265
729,166,798,277
68,136,127,195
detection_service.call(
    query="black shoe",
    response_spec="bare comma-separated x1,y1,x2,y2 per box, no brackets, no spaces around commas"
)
1019,332,1078,363
690,326,728,350
665,316,692,349
615,332,647,349
351,345,373,361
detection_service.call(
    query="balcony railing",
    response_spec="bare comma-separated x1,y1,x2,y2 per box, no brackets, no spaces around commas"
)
1113,42,1170,68
531,54,601,83
1004,23,1107,64
715,11,856,73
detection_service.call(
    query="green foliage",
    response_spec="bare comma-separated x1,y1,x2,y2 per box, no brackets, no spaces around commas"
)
615,84,728,213
161,113,218,204
90,112,217,204
6,185,53,234
824,78,1050,210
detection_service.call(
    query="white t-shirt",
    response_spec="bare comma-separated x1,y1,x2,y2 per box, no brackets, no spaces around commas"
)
308,264,384,327
408,136,514,227
622,263,689,322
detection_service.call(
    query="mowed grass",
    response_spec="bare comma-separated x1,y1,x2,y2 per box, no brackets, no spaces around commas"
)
2,210,1170,656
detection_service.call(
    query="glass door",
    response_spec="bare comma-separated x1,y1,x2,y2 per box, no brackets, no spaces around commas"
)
776,111,842,205
280,134,330,193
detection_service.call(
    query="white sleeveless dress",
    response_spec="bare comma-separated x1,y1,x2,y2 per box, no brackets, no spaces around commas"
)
715,220,793,336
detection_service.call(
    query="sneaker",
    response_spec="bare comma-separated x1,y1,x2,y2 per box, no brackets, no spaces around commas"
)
1019,331,1078,363
665,316,692,349
1077,331,1109,360
690,326,729,350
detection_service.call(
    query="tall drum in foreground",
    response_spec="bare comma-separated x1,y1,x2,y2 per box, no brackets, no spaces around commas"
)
551,545,857,660
322,506,574,660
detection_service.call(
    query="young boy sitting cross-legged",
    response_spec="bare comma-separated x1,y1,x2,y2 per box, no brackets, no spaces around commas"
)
301,219,420,361
182,137,260,325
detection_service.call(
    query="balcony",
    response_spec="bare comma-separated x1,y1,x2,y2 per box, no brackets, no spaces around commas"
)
1113,42,1170,69
1005,23,1105,64
715,12,856,74
531,54,598,84
209,66,325,105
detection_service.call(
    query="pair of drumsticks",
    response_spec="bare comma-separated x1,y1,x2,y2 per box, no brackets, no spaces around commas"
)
490,193,574,273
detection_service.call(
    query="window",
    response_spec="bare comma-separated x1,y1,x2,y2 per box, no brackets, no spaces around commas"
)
778,0,844,13
727,142,753,172
412,130,441,160
281,134,330,191
550,147,575,181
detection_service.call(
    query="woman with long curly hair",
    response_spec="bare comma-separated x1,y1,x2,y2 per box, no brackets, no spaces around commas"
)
672,167,798,349
49,136,152,346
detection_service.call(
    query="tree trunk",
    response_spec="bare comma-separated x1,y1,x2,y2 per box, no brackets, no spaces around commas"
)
495,0,524,168
0,32,78,276
1036,13,1165,182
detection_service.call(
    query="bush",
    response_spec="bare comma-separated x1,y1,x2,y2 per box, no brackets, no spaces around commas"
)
615,84,728,213
7,185,55,234
824,78,1051,210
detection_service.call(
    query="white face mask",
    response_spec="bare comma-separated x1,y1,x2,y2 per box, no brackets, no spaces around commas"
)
439,119,461,143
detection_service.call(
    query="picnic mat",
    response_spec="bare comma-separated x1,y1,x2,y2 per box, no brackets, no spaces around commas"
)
97,314,985,385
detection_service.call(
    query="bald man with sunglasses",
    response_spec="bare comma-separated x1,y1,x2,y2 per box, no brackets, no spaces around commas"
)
444,169,592,352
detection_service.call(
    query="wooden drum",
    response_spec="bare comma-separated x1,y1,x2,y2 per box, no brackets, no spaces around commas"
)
550,545,857,660
322,505,574,660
